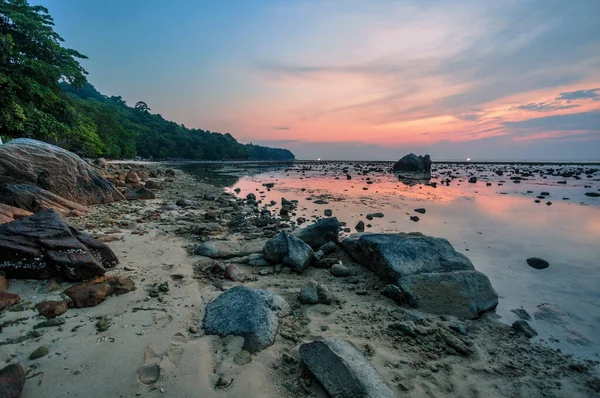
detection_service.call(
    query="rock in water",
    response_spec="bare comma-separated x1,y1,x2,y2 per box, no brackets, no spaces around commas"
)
0,138,124,207
392,153,432,174
512,320,538,338
0,363,26,398
202,286,289,353
0,209,118,280
342,233,497,319
263,232,314,273
293,217,340,249
526,257,549,269
299,339,395,398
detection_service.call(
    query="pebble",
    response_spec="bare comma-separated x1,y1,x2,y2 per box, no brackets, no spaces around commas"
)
29,346,49,360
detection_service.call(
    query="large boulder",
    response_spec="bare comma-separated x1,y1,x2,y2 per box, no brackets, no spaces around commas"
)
0,184,90,216
392,153,432,174
299,339,395,398
202,286,290,353
0,208,118,280
0,139,124,209
293,217,340,249
263,232,314,273
342,233,497,319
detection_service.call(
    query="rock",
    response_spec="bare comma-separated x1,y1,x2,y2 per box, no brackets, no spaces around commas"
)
202,286,289,353
392,153,432,174
314,250,324,261
315,257,339,269
398,270,498,319
366,212,384,220
176,198,195,207
165,169,176,176
389,322,416,337
318,241,337,255
0,184,91,217
0,364,25,398
293,217,340,249
0,274,7,292
355,220,365,232
125,170,140,184
0,292,21,311
204,193,216,201
299,280,332,305
29,346,49,360
0,209,118,280
584,192,600,198
63,275,135,308
247,253,269,267
414,208,426,214
299,339,395,398
0,139,124,209
0,203,32,225
468,177,477,183
330,263,352,277
224,264,245,282
191,223,225,235
512,320,538,338
195,239,267,259
511,308,532,320
246,193,256,201
144,180,160,189
263,232,314,273
124,186,156,200
526,257,549,269
381,284,407,304
36,300,69,319
233,350,253,366
324,209,333,216
410,215,419,222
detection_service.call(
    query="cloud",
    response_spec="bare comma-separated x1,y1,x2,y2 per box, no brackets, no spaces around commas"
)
555,88,600,101
502,111,600,132
510,102,580,112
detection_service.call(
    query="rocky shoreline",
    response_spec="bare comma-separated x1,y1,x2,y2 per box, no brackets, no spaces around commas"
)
0,153,599,396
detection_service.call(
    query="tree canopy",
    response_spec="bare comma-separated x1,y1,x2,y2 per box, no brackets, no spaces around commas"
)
0,0,294,161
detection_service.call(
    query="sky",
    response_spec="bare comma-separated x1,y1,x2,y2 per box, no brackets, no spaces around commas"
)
38,0,600,160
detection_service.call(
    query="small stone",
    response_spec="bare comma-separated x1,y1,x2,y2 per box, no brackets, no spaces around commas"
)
33,317,65,329
0,292,21,311
29,346,49,360
526,257,549,269
330,263,352,277
409,215,420,222
414,208,426,214
96,315,111,332
37,300,69,319
189,325,198,334
355,220,365,232
158,282,169,292
233,350,252,366
324,209,333,217
512,320,537,338
346,276,360,284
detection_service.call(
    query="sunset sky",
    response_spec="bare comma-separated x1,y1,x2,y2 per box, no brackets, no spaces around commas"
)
40,0,600,160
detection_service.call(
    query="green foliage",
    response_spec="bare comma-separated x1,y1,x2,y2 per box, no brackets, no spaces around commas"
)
1,0,294,161
0,0,101,155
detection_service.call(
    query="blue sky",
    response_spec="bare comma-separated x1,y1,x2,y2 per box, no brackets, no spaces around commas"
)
39,0,600,160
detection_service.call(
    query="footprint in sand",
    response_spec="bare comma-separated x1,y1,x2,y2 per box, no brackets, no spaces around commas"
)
138,347,161,385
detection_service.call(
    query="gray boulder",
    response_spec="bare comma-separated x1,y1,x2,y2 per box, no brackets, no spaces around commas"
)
342,233,475,278
392,153,432,174
299,339,395,398
202,286,289,353
293,217,340,249
263,232,314,273
398,270,498,319
195,239,267,259
342,233,497,319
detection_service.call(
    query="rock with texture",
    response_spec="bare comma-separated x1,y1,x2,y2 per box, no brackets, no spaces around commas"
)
293,217,340,249
0,203,32,225
202,286,289,353
0,363,26,398
195,239,266,259
0,139,124,208
392,153,432,174
299,280,332,305
343,233,497,319
0,184,91,216
0,209,118,280
263,232,314,273
299,339,395,398
36,300,69,319
63,275,135,308
0,292,21,311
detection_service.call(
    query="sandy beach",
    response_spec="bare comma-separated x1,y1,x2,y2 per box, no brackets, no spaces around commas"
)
0,162,598,397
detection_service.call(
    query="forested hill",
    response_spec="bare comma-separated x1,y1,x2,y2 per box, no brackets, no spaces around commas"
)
61,83,295,161
0,0,293,161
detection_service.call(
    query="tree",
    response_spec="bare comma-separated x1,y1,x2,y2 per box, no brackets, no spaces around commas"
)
134,101,150,112
0,0,100,155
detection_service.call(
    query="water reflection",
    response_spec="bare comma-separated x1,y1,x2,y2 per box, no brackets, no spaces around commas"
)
395,172,431,186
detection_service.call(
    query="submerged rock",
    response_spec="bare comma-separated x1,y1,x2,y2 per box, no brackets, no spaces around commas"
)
293,217,340,249
263,232,314,273
0,209,118,280
202,286,289,353
299,339,395,398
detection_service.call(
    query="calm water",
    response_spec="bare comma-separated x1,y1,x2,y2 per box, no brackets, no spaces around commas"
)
180,161,600,359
